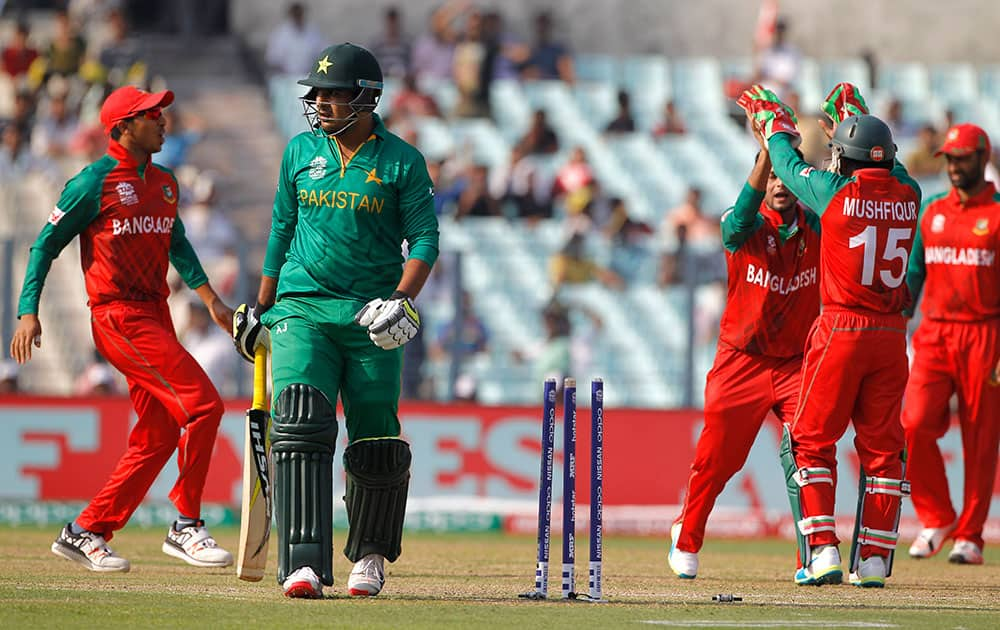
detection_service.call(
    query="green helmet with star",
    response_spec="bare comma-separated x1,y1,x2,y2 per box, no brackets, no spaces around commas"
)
299,43,383,94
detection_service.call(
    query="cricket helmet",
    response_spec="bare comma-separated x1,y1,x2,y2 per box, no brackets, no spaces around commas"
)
829,114,896,164
299,43,382,136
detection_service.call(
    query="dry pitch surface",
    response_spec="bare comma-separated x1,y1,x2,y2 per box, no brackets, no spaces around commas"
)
1,526,998,629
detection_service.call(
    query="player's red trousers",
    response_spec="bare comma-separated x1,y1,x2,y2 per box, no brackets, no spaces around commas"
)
902,319,1000,549
674,343,803,553
791,308,908,559
77,301,224,540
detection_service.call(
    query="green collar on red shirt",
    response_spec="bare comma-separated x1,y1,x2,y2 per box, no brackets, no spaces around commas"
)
759,202,804,243
947,181,999,209
107,138,150,178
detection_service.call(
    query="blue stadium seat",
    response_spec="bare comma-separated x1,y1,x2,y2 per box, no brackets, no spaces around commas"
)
574,53,620,84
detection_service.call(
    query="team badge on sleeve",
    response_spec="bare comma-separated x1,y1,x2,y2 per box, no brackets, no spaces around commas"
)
47,207,66,225
162,185,177,204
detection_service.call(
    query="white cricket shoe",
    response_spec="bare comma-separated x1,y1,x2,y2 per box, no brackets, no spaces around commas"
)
850,555,887,588
283,566,324,599
948,539,984,565
794,545,843,585
51,523,130,573
348,554,386,596
162,520,233,568
668,522,698,579
909,523,955,559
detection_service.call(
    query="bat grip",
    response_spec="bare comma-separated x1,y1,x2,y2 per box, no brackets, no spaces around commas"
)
252,345,268,410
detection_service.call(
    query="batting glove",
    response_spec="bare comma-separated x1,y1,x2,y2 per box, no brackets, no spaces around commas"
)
233,303,269,363
737,84,800,140
821,82,869,125
354,292,421,350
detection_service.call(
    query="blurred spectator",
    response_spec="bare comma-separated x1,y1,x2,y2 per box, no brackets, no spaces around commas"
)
369,6,412,79
430,290,490,402
2,22,39,79
753,17,801,96
784,91,827,167
552,146,594,198
0,123,60,182
411,0,469,84
604,89,636,134
603,197,654,282
157,105,204,169
906,124,945,178
662,187,719,249
652,100,687,137
454,163,501,219
513,298,601,388
520,10,575,83
30,79,79,159
884,98,917,142
482,10,528,82
265,2,326,75
515,109,559,156
0,360,19,394
1,89,36,133
490,146,555,221
180,299,238,395
389,73,442,120
427,157,461,214
74,352,119,396
98,9,144,84
549,232,624,292
42,10,88,79
452,9,491,118
860,48,878,91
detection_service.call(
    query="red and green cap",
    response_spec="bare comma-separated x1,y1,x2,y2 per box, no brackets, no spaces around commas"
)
935,123,992,157
99,85,174,134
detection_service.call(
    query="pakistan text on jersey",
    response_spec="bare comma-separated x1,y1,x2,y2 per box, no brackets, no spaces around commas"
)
842,198,918,221
112,216,175,235
746,263,818,295
924,246,996,267
299,189,385,213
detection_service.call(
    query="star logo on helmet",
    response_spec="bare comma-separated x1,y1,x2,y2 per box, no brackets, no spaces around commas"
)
365,168,383,185
316,55,332,74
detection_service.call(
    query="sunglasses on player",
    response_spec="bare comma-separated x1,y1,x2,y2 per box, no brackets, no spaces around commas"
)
132,107,163,121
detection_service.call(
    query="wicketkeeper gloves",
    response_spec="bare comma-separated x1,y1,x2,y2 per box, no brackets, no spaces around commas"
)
233,302,269,363
354,291,421,350
737,84,800,140
821,82,869,125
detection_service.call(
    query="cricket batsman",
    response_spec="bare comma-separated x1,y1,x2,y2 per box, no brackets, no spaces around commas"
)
9,85,235,572
903,124,1000,565
740,83,920,588
669,144,821,579
233,43,438,599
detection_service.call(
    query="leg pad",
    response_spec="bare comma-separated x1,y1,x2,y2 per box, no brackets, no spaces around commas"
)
271,384,338,586
342,438,411,562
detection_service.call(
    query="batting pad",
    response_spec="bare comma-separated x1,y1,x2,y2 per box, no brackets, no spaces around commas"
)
343,438,411,562
271,384,338,586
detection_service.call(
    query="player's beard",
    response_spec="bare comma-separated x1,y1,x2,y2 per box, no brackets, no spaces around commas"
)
949,157,984,192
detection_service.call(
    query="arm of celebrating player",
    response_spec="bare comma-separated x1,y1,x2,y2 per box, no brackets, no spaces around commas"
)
12,172,101,363
720,148,768,252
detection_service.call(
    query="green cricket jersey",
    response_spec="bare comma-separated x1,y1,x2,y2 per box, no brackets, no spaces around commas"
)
263,113,439,301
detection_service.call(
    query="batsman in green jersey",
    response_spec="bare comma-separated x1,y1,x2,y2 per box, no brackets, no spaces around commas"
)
232,43,438,599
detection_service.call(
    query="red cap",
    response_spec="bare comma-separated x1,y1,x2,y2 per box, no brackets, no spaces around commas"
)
935,123,991,157
99,86,174,134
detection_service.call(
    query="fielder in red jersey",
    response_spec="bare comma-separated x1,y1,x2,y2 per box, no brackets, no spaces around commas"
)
902,124,1000,565
9,86,235,574
741,84,921,588
669,148,821,579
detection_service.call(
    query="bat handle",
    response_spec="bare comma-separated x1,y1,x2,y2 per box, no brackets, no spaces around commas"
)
252,346,268,410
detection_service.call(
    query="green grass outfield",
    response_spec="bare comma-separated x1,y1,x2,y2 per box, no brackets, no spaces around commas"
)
1,525,998,629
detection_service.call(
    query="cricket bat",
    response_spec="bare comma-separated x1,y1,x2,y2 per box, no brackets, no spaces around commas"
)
236,345,273,581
